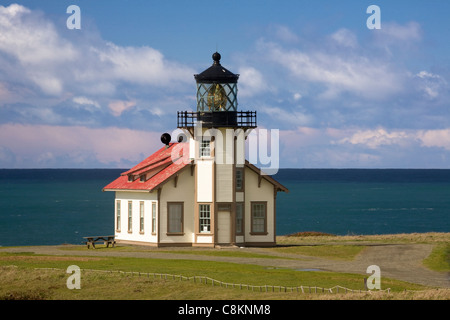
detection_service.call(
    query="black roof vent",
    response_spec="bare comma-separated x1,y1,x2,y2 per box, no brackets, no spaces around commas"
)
160,133,171,146
194,52,239,84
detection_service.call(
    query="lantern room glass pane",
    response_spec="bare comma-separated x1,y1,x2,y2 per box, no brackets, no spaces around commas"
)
197,83,237,112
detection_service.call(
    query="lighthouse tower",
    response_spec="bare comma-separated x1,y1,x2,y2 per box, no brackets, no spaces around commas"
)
179,52,259,246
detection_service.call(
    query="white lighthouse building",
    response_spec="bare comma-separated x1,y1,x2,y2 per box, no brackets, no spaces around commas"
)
103,53,288,247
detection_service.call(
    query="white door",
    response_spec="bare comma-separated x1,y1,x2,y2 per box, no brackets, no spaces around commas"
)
217,211,231,243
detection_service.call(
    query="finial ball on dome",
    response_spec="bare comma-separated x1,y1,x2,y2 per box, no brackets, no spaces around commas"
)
212,52,221,64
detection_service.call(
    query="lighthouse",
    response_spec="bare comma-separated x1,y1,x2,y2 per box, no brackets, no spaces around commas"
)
104,52,288,247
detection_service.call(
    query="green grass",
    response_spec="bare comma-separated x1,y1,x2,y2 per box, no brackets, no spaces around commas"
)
61,244,363,261
0,251,427,293
423,243,450,272
1,232,449,300
0,261,442,300
157,249,286,259
266,245,366,260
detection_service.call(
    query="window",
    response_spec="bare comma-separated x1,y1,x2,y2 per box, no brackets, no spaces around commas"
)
236,168,244,191
139,201,144,233
199,204,211,233
116,200,121,232
152,202,157,234
200,140,210,157
167,202,183,234
251,202,267,234
236,203,244,235
128,201,132,232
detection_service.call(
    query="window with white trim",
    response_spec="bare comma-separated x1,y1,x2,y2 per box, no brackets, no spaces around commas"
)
167,202,183,234
152,202,157,234
199,204,211,233
116,200,121,232
200,140,211,157
128,201,132,232
236,203,244,235
251,202,267,234
139,201,144,233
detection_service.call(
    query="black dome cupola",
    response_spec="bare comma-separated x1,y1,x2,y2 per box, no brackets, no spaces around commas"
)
194,52,239,85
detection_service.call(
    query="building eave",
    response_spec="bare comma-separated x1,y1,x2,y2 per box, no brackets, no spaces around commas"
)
245,161,289,193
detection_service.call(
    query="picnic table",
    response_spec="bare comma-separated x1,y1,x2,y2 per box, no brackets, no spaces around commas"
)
83,235,116,249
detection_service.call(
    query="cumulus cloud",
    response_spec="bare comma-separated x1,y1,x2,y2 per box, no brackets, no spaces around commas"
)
0,4,77,95
108,100,136,117
336,127,450,152
261,40,405,100
92,42,194,87
330,28,358,48
0,4,449,169
376,21,422,43
0,123,163,168
0,4,194,110
237,66,269,97
269,25,299,43
418,129,450,151
414,71,448,100
336,128,414,149
278,126,450,168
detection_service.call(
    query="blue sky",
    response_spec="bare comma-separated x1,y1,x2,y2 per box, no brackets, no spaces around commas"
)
1,1,450,168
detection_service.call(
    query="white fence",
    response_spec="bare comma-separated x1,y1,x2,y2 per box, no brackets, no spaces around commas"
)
37,267,393,294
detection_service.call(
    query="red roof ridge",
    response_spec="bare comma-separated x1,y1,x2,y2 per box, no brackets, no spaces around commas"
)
121,143,178,176
103,142,190,192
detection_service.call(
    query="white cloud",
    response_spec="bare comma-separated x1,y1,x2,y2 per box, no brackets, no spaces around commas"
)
0,4,77,95
336,127,450,152
330,28,358,48
278,126,450,168
414,71,447,99
270,25,299,43
108,99,136,117
293,93,302,101
336,128,414,149
92,42,194,87
0,4,194,100
237,67,269,97
378,21,422,43
260,105,313,127
73,96,101,109
418,129,450,151
262,41,405,100
0,123,162,167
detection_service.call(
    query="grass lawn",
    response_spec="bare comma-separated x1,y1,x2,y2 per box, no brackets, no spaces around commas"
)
265,244,366,260
0,232,448,300
423,243,450,272
0,250,437,300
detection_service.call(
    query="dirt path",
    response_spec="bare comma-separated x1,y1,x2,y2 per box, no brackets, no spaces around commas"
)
1,243,448,288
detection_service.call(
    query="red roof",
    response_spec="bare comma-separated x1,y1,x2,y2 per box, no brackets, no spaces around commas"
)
103,143,190,192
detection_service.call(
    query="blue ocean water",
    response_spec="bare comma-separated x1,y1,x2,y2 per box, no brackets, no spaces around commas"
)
0,169,449,246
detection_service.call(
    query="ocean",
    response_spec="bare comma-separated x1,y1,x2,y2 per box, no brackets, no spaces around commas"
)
0,169,449,246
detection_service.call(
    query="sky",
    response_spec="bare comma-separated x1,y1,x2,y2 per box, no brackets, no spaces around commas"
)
1,0,450,169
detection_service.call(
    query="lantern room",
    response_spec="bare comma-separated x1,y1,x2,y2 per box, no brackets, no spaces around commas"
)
178,52,256,129
194,52,239,112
